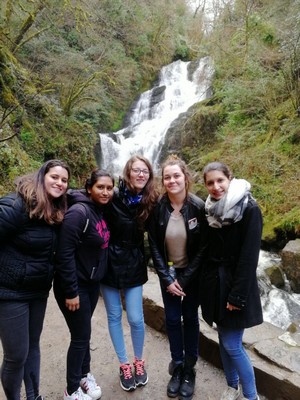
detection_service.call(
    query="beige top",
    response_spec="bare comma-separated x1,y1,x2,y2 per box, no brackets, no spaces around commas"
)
165,212,188,269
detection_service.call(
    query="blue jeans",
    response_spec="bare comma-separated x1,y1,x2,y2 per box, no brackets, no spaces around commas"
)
0,298,47,400
160,278,199,364
54,280,101,394
100,284,145,363
217,326,258,400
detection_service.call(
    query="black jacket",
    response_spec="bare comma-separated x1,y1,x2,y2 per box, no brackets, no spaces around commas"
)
200,196,263,329
101,188,147,289
0,193,58,300
148,193,205,289
54,190,110,299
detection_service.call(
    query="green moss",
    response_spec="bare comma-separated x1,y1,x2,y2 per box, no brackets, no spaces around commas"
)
0,140,37,196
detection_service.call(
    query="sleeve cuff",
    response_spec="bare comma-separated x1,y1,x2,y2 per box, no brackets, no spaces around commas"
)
228,293,246,308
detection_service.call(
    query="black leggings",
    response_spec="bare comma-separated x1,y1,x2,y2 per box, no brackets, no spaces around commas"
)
0,298,47,400
53,280,101,394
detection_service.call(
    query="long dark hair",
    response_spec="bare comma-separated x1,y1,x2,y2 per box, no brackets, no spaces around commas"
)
122,155,159,224
15,159,70,224
85,169,115,192
203,161,232,183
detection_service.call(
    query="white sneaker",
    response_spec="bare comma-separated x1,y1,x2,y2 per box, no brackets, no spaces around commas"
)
80,373,102,399
221,386,240,400
64,387,92,400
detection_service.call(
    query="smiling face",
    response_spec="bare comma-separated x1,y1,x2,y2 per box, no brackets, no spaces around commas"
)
88,176,114,205
129,160,150,192
44,166,69,199
204,170,230,200
163,164,186,197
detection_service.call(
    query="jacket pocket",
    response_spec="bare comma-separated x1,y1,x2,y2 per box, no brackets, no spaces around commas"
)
89,251,108,281
0,253,26,290
22,261,53,290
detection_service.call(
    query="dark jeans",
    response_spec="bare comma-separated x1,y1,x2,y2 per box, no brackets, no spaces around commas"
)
53,280,101,394
160,276,199,364
0,298,48,400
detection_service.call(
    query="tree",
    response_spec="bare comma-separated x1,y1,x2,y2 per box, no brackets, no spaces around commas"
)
59,70,101,117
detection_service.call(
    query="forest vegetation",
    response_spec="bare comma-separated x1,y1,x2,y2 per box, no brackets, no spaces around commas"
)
0,0,299,247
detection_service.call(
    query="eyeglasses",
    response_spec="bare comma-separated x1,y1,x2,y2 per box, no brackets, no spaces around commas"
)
131,168,150,176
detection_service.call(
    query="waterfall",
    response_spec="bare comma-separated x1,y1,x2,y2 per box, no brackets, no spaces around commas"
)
258,251,300,330
99,56,214,176
98,56,299,331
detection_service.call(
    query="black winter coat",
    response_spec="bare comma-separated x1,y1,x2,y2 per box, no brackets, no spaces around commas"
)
148,193,205,289
200,196,263,329
0,193,58,300
101,188,147,289
54,190,110,299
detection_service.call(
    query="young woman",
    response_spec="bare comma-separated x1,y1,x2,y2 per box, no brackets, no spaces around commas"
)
0,159,70,400
54,169,114,400
100,155,158,392
200,161,263,400
148,155,205,400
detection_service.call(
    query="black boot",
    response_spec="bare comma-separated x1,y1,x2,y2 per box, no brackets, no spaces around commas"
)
178,357,196,400
167,363,183,398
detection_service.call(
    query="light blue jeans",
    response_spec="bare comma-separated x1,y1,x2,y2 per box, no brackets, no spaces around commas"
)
100,284,145,364
217,326,258,400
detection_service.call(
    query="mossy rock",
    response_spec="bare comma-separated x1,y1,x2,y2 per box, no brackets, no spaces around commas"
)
265,265,285,288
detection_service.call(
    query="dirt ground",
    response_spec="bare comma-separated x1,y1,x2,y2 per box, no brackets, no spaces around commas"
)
0,291,267,400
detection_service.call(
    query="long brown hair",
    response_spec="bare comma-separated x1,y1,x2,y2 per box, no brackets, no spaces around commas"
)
15,159,70,224
122,155,158,224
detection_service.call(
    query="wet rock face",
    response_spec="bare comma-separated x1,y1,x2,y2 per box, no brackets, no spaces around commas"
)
265,265,285,288
150,85,166,109
281,239,300,293
158,102,221,165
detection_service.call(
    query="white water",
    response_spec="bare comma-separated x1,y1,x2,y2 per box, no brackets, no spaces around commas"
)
258,251,300,330
99,55,299,331
99,57,214,176
185,2,300,333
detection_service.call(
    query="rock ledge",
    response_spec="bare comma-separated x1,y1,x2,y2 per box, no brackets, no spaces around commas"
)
143,270,300,400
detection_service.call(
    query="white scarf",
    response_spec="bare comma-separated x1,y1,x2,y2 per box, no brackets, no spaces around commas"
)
205,178,251,228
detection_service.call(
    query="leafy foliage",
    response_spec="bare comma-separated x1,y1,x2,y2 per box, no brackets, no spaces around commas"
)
184,0,300,245
0,0,299,245
0,0,192,188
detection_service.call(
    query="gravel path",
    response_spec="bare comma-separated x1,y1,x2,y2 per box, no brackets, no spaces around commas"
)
0,290,268,399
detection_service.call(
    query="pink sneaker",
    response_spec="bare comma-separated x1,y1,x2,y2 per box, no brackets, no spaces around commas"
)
133,357,148,387
119,363,136,391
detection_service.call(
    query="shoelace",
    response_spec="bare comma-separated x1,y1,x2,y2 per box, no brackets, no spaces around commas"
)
85,374,97,390
134,359,145,376
121,364,133,379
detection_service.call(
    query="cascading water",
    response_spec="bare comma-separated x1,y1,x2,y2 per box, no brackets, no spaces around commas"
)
99,56,214,176
98,56,299,331
258,251,300,330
